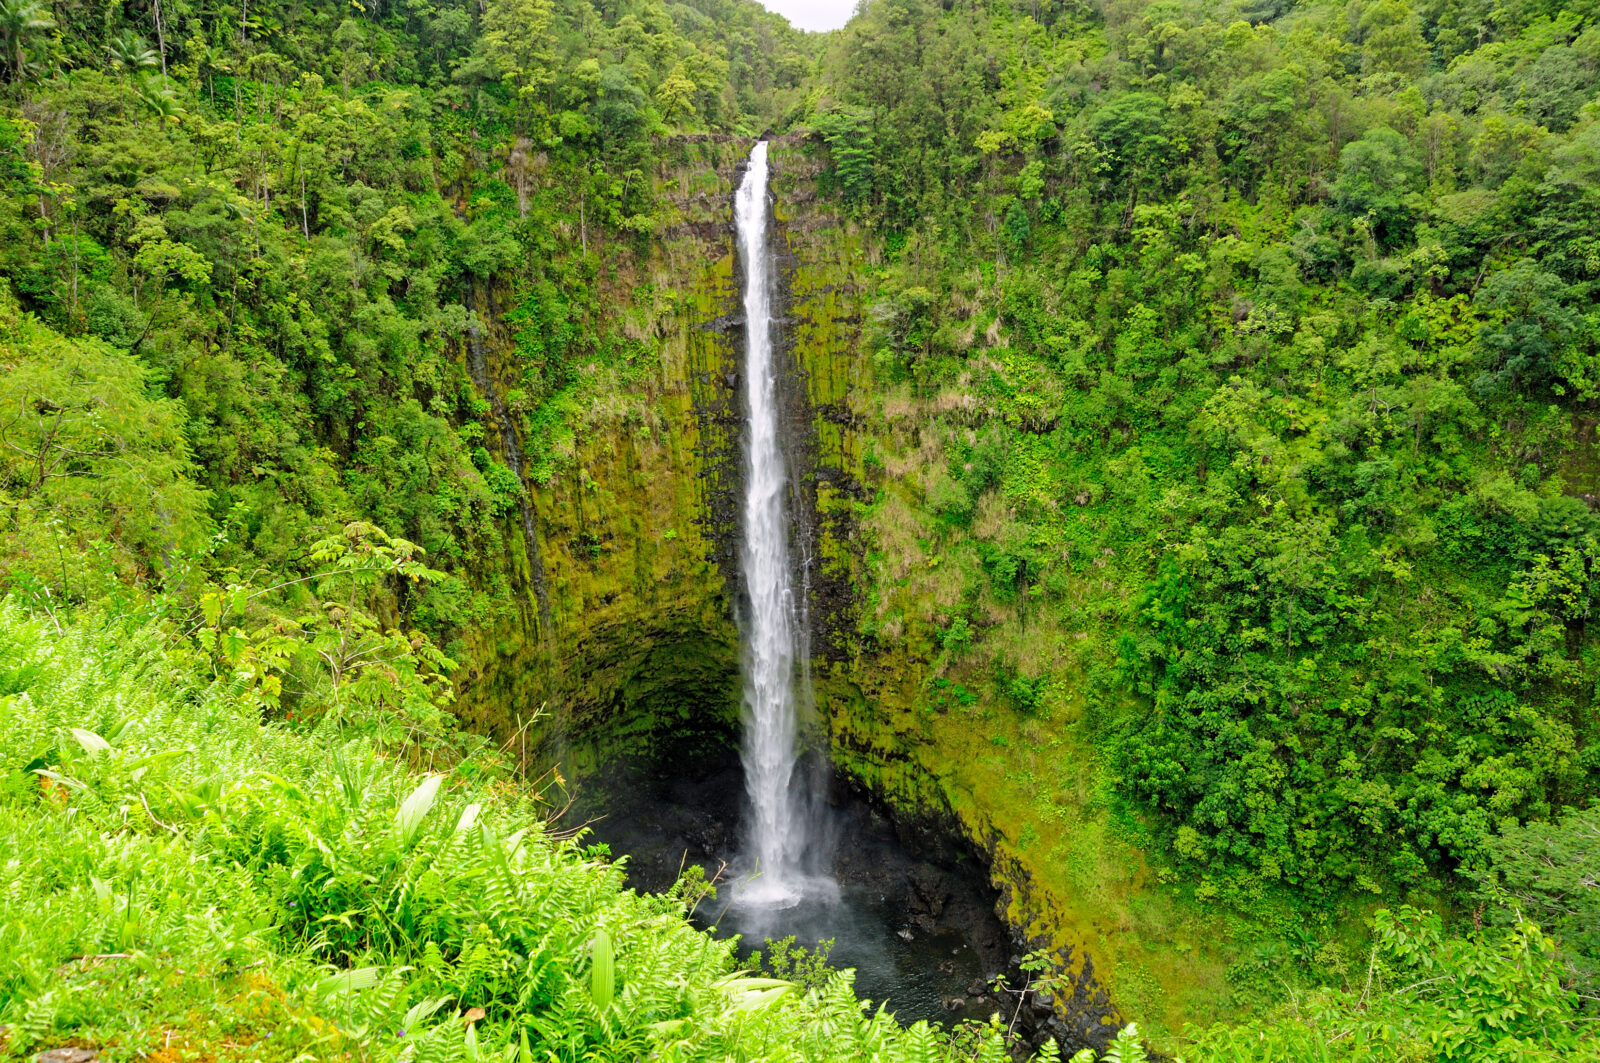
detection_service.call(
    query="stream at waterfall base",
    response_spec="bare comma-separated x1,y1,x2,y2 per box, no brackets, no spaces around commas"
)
565,747,1017,1028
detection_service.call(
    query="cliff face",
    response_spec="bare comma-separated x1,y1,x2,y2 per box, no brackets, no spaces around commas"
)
450,136,1203,1042
447,136,872,773
450,138,749,772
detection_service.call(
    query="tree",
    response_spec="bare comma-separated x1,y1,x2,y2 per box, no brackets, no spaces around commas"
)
813,110,877,210
332,19,372,96
0,0,53,83
655,62,697,122
1473,258,1587,398
1219,66,1310,192
1474,808,1600,1004
1088,93,1175,198
0,293,209,603
1355,0,1427,78
195,521,459,752
1332,126,1422,249
481,0,558,116
105,31,159,75
1520,46,1593,134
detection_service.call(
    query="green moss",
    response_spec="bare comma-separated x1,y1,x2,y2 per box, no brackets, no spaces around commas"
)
453,142,745,780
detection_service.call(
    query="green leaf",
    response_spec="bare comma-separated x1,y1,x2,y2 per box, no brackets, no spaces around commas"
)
126,747,192,772
394,774,443,849
401,995,448,1029
70,728,110,758
715,975,796,1012
590,928,615,1011
201,592,222,628
503,826,529,855
315,966,383,998
30,768,88,792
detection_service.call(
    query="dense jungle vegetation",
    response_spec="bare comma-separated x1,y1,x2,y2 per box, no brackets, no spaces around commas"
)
0,0,1598,1055
823,0,1600,1013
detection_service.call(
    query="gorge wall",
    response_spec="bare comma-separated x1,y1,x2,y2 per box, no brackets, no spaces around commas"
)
447,135,870,777
448,135,1202,1041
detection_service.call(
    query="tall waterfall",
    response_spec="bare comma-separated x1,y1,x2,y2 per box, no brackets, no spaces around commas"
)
735,142,808,906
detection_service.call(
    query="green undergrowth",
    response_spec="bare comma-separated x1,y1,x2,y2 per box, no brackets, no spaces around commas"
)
824,659,1245,1039
826,661,1600,1061
0,600,1080,1062
2,592,1595,1063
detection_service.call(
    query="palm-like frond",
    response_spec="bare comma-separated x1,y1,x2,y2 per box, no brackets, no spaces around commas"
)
105,30,158,73
0,0,53,83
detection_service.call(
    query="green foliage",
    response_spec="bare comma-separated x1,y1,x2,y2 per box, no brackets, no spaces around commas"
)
4,0,1600,1052
1473,806,1600,1005
1185,907,1596,1060
813,110,878,210
1089,93,1175,193
0,0,52,83
818,0,1600,920
0,290,209,605
1071,1024,1149,1063
0,603,1061,1063
589,927,616,1011
1332,127,1423,249
187,520,464,754
749,936,836,991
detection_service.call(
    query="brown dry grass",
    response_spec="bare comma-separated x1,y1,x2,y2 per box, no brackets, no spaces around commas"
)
867,490,927,586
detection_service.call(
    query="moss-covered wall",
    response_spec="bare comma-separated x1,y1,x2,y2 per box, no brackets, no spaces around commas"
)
446,135,874,773
444,134,1197,1045
452,138,751,770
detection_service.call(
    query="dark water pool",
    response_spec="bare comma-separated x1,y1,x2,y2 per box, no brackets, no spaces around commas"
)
713,880,998,1024
564,748,1013,1027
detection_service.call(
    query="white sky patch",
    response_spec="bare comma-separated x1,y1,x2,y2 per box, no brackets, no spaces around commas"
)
760,0,856,32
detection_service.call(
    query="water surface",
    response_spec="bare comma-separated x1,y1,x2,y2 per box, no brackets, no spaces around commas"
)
567,749,1011,1028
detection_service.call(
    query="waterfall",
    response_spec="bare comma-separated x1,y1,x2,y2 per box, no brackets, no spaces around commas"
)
734,141,810,907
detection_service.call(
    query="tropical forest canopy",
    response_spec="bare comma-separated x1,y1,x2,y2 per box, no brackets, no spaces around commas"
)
0,0,1598,1056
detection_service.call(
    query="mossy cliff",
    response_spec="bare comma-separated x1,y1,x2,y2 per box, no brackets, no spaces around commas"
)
451,138,752,771
768,140,1242,1044
450,136,1229,1045
443,135,871,771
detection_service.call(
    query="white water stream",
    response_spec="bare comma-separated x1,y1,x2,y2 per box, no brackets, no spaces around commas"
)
734,142,816,908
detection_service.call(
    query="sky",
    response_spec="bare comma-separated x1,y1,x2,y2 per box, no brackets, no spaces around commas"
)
759,0,856,32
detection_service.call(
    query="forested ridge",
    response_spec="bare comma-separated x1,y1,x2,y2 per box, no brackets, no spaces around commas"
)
0,0,1598,1056
828,0,1600,890
821,0,1600,972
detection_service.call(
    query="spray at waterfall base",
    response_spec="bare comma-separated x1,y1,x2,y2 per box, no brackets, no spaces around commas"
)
564,747,1010,1028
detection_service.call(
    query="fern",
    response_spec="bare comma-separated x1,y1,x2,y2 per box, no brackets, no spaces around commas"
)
0,604,1217,1063
1071,1024,1152,1063
17,988,60,1049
